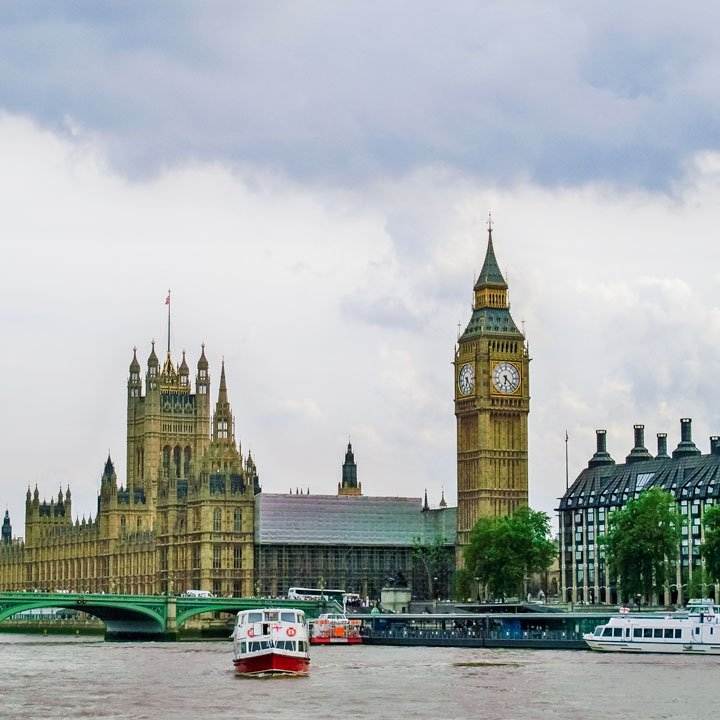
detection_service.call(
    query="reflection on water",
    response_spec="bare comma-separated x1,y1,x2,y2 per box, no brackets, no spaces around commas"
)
0,634,716,720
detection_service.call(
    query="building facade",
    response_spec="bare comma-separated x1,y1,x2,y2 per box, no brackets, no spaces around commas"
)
0,341,456,600
455,226,530,557
0,345,258,597
559,419,720,606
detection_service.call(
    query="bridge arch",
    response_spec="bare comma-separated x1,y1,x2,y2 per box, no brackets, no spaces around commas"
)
0,594,166,638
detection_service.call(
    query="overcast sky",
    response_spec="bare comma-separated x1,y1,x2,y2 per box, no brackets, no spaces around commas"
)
1,3,720,535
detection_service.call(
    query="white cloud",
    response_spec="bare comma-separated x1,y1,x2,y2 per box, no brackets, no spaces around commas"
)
1,115,720,538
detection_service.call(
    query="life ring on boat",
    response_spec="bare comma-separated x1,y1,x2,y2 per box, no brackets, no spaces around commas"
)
287,627,297,637
247,627,255,638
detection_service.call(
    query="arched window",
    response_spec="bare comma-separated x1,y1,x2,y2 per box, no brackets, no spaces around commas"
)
213,508,222,532
162,446,171,476
120,515,126,534
173,446,181,479
234,509,242,532
184,447,192,478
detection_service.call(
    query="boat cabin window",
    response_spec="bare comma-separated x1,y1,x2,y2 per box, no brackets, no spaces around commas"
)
695,627,700,635
280,612,296,623
593,626,603,636
613,628,622,637
602,628,613,637
264,611,279,622
240,642,247,653
653,629,663,638
276,640,296,651
633,628,642,638
663,629,673,639
247,612,262,624
643,629,652,638
675,629,682,639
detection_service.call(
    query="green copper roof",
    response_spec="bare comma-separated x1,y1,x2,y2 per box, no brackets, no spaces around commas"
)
474,232,507,289
460,307,522,341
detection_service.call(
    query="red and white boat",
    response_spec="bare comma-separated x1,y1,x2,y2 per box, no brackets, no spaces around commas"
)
232,608,310,677
310,613,363,645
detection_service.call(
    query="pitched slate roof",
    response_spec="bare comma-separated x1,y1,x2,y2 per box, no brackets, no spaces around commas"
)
255,493,456,546
558,452,720,511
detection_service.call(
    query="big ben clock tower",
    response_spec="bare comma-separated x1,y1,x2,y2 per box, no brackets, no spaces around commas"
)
455,222,530,556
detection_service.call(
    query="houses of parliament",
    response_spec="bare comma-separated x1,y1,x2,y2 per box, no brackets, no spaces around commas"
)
0,343,259,597
0,227,528,597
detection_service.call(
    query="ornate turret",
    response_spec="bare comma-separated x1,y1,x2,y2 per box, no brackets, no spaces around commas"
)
338,442,362,496
179,350,190,387
196,343,209,398
439,489,448,508
101,455,117,498
147,340,159,390
128,347,142,398
1,509,11,544
212,360,233,443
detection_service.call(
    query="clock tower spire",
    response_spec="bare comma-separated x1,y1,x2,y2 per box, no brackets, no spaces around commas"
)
454,222,530,560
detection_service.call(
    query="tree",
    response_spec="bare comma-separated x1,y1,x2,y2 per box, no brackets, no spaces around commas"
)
412,535,451,600
603,488,681,602
463,507,555,601
700,505,720,587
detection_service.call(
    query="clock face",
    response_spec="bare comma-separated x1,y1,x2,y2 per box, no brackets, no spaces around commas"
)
492,361,520,394
458,363,475,395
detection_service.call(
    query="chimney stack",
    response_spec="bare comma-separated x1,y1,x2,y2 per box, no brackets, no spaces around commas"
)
672,418,701,459
589,429,615,468
711,436,720,456
656,433,669,459
626,424,652,464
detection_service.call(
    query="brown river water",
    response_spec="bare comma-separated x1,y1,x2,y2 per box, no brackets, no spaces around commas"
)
0,634,715,720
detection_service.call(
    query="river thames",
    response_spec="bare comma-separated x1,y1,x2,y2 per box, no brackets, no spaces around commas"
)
0,635,714,719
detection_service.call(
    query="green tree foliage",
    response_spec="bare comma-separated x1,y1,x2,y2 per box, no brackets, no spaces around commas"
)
603,488,681,600
463,507,555,600
700,505,720,585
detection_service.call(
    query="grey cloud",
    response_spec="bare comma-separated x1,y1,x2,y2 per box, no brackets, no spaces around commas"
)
341,294,423,332
1,2,719,188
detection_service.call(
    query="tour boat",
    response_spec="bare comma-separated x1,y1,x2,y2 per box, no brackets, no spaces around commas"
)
232,608,310,676
584,602,720,654
310,612,363,645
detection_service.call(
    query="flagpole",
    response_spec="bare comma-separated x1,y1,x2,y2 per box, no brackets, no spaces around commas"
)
565,430,569,491
167,289,171,354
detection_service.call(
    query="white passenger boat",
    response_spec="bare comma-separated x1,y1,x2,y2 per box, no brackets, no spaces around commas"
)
231,608,310,676
584,602,720,654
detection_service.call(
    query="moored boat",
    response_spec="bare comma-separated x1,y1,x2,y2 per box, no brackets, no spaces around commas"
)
232,608,310,676
310,612,363,645
584,604,720,654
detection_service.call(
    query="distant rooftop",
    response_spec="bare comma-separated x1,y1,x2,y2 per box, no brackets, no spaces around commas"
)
255,493,456,546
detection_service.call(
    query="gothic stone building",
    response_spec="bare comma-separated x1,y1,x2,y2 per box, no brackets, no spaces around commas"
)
0,344,258,597
0,344,456,600
455,226,530,560
559,419,720,606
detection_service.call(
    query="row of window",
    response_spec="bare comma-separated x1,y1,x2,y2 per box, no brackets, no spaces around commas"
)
602,627,683,639
238,640,307,653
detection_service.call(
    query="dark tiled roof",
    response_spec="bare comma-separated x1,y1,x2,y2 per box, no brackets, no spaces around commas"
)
474,235,507,289
558,453,720,511
255,493,456,546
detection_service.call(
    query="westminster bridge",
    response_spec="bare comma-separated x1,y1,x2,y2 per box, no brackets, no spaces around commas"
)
0,592,337,640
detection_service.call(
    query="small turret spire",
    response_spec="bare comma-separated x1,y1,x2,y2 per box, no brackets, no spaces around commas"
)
218,358,228,402
423,489,429,512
